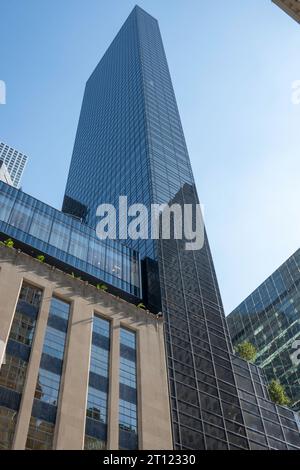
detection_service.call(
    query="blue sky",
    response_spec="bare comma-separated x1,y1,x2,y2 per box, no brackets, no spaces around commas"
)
0,0,299,313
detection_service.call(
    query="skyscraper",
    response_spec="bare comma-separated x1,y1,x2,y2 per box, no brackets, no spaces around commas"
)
62,6,300,449
272,0,300,23
0,142,28,188
228,249,300,412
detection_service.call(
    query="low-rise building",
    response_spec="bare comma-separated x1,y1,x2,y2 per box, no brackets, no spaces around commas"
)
0,245,172,450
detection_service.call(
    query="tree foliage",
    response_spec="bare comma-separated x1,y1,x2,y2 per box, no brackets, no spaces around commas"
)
235,341,257,362
268,379,291,406
3,238,14,248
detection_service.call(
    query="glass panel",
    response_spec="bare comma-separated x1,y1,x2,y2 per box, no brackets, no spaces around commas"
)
0,355,27,393
87,240,106,271
19,283,42,307
119,400,137,433
0,193,15,223
69,230,88,261
106,247,122,279
84,435,106,450
49,221,70,251
29,211,52,242
86,387,107,423
49,297,70,320
35,369,60,405
9,202,32,232
243,411,264,432
25,417,54,450
0,407,18,449
43,327,66,360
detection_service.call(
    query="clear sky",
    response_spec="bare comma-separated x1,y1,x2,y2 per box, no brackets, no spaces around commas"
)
0,0,299,314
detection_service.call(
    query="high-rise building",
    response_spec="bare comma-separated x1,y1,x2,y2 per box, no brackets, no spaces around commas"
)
228,249,300,412
0,141,28,188
62,6,300,449
272,0,300,23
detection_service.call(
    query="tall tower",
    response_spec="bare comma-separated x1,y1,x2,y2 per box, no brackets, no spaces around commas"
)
63,6,299,449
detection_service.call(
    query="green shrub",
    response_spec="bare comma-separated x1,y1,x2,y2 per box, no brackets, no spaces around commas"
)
235,341,257,362
268,379,291,406
36,255,45,263
3,238,14,248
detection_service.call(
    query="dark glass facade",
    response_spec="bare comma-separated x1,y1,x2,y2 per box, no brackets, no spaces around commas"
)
0,180,141,298
228,249,300,412
233,355,300,449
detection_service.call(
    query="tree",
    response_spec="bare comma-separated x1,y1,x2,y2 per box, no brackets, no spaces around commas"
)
235,341,257,362
268,379,291,406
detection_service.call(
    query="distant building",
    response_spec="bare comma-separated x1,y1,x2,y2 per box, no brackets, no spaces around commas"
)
272,0,300,23
0,142,28,188
228,249,300,411
0,161,13,186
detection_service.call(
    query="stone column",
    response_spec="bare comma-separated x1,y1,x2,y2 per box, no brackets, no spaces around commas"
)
0,256,22,368
55,297,93,449
107,319,120,450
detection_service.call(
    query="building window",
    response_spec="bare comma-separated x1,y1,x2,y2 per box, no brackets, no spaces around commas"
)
26,417,55,450
29,211,52,243
0,407,17,450
25,297,70,450
0,282,42,449
0,355,28,393
84,315,110,450
0,192,15,223
8,202,32,232
119,328,138,450
49,222,71,252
